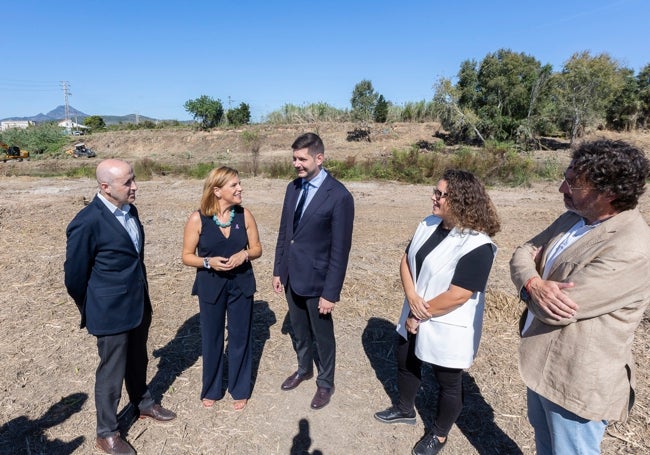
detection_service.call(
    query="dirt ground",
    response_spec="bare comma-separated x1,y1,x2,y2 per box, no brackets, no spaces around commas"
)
0,124,649,454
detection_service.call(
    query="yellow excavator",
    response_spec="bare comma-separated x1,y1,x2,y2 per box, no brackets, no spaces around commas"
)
0,141,30,162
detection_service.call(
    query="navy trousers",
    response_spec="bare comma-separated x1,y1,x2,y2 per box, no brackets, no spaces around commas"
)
199,279,253,401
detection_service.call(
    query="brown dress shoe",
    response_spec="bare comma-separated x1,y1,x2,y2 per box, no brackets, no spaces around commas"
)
310,386,334,409
138,403,177,422
281,371,314,390
95,433,135,455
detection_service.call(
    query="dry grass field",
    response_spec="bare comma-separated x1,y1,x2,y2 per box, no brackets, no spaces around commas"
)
1,123,648,454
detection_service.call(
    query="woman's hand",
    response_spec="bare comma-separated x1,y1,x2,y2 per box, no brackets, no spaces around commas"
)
405,315,420,334
406,293,430,320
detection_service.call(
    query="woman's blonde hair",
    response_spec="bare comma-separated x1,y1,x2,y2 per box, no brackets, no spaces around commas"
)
200,166,239,216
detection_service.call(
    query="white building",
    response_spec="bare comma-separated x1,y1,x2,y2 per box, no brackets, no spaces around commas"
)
58,119,89,131
1,120,34,131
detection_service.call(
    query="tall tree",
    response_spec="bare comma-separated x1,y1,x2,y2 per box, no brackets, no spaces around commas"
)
637,63,650,129
374,95,389,123
350,79,378,121
474,49,549,140
606,68,640,131
457,59,479,109
554,52,625,143
184,95,224,129
431,77,485,144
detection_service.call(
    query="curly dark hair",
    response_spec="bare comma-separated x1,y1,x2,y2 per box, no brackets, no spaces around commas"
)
442,169,501,237
571,139,649,211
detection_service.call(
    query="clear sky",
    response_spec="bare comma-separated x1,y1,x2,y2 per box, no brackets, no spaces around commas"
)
2,0,649,122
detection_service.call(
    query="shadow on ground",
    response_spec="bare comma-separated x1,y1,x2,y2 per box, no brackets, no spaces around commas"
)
362,316,522,454
290,418,324,455
0,392,87,455
119,301,276,432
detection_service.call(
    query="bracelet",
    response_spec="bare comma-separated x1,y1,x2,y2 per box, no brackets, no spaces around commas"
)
243,250,249,262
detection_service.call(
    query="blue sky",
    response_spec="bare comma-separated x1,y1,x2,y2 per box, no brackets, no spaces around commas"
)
2,0,649,122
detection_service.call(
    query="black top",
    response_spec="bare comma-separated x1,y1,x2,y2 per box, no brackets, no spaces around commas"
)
192,206,256,301
406,225,493,293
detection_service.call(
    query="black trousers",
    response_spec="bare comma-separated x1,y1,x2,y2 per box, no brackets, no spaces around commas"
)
396,333,463,437
95,310,154,437
286,283,336,389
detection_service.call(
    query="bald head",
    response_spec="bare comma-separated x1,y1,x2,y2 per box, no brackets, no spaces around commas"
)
96,159,132,186
96,159,137,208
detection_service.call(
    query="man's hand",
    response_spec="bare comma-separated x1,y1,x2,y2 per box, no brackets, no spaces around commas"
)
272,276,283,294
318,297,335,315
527,277,578,320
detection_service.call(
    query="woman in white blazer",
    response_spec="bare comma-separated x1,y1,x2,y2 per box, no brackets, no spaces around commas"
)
375,169,500,455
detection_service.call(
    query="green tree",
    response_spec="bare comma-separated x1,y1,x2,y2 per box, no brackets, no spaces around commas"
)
474,49,550,140
373,95,389,123
83,115,106,130
637,63,650,129
457,59,479,109
350,79,378,121
431,77,485,144
606,68,640,131
554,51,625,143
184,95,224,129
226,102,251,126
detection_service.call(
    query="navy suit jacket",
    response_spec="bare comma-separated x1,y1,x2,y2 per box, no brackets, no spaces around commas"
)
64,195,150,336
273,173,354,302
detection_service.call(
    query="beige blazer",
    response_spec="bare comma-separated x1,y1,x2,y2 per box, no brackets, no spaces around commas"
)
510,208,650,421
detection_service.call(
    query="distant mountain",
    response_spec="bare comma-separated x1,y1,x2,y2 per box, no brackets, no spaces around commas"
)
1,106,159,125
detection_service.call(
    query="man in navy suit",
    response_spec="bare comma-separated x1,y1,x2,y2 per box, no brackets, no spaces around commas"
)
273,133,354,410
65,159,175,455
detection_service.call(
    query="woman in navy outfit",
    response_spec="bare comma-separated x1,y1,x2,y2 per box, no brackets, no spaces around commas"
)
182,166,262,410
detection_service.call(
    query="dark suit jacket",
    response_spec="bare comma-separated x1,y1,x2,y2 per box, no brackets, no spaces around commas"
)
64,195,150,336
273,173,354,302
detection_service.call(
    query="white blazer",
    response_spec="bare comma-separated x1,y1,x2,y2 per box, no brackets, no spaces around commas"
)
396,215,496,369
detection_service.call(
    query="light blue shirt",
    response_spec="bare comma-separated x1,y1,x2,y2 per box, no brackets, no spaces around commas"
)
297,168,328,212
97,192,141,252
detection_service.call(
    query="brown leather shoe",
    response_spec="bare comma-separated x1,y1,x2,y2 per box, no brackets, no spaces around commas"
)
281,371,314,391
95,433,135,455
310,386,334,409
138,403,176,422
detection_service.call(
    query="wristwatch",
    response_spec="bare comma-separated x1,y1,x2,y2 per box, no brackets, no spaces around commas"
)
203,257,211,269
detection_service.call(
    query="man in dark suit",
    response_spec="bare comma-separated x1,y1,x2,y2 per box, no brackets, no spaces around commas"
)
64,159,175,455
273,133,354,410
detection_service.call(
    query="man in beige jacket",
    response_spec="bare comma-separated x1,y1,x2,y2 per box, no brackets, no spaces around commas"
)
510,139,650,455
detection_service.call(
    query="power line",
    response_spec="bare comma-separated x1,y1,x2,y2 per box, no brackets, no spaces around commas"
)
0,79,60,92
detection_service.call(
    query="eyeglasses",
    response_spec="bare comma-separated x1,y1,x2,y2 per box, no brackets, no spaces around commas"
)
433,189,448,200
561,172,589,193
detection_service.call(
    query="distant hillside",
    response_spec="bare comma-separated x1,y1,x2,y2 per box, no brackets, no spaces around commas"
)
1,106,158,125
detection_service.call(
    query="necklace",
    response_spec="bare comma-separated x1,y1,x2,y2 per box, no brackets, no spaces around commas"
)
213,208,235,228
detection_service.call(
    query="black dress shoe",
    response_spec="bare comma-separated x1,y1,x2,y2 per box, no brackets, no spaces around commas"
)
281,371,314,390
95,433,135,455
374,406,416,425
139,403,177,422
310,386,334,409
412,432,447,455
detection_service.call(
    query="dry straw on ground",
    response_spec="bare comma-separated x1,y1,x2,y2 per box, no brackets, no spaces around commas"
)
1,124,649,454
